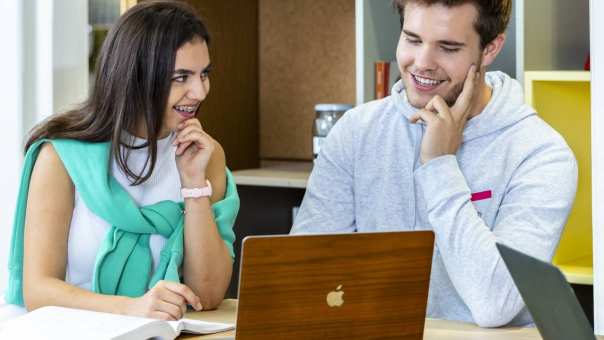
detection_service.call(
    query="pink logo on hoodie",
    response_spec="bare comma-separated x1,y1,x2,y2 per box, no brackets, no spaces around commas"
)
471,190,492,202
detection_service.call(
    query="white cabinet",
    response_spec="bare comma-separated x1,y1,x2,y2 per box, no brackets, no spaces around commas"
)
590,0,604,334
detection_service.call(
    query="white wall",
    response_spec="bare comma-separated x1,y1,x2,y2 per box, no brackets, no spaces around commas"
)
0,0,25,294
591,0,604,334
53,0,89,115
0,0,88,295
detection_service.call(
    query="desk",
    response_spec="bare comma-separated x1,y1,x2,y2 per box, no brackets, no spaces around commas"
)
232,161,312,189
180,299,550,340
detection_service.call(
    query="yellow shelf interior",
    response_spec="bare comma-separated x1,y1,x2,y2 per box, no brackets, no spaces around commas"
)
557,256,593,285
525,71,591,285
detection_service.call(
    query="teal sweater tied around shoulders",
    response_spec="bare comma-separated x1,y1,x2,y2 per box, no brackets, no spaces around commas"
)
5,139,239,306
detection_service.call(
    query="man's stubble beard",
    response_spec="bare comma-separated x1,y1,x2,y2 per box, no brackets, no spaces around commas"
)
443,81,465,106
443,54,483,106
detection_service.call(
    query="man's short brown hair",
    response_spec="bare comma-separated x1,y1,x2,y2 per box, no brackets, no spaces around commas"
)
394,0,512,48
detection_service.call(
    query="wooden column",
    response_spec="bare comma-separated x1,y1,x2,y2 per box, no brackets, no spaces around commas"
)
185,0,260,170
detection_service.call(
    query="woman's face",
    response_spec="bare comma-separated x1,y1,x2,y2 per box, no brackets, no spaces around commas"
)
159,38,211,138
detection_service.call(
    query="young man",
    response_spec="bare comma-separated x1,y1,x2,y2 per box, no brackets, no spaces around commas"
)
290,0,577,328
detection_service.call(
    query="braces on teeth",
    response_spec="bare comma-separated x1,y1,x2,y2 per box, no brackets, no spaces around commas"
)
175,106,196,113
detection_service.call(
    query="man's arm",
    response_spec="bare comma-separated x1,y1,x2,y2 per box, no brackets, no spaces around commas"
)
408,66,579,327
415,148,577,327
291,113,356,234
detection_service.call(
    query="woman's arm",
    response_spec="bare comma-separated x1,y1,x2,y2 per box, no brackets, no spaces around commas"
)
181,139,233,309
23,143,130,313
22,143,200,320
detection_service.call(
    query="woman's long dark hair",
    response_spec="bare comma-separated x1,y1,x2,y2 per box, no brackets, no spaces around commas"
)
25,1,210,185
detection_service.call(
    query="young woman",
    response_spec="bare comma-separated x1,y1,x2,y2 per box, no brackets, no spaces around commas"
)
3,1,238,321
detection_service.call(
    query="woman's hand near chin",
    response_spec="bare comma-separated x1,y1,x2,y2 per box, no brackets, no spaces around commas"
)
173,118,214,187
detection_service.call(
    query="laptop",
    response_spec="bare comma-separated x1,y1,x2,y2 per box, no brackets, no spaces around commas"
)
496,243,596,340
233,231,435,339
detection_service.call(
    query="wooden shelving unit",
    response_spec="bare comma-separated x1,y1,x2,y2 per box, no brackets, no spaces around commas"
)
525,71,592,285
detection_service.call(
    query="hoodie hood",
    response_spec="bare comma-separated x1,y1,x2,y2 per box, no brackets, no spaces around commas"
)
392,71,536,142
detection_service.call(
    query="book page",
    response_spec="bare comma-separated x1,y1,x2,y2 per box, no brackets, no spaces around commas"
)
0,305,234,339
113,320,175,340
0,306,174,340
168,318,235,335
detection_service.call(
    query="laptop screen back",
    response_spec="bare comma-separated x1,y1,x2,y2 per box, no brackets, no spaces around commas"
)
497,243,595,340
236,231,435,339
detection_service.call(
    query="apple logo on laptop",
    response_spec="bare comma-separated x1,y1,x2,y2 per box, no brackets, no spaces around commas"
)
326,285,344,307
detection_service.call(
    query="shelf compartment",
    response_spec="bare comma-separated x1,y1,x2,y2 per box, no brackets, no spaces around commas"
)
525,71,591,285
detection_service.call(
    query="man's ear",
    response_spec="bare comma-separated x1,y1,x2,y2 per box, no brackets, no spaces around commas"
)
481,33,506,67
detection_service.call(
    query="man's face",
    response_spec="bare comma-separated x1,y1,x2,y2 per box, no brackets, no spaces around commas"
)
396,2,483,108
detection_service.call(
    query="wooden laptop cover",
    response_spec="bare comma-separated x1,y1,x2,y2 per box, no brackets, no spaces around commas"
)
236,231,435,339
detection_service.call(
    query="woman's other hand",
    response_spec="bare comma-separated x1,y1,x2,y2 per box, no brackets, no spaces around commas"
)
125,280,202,320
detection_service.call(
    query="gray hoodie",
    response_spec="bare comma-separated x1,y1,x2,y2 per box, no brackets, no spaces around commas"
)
291,71,578,327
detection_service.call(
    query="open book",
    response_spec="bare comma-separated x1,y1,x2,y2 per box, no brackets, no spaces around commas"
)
0,305,234,340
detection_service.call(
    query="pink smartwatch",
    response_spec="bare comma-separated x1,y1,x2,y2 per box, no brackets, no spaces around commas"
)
181,180,212,199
